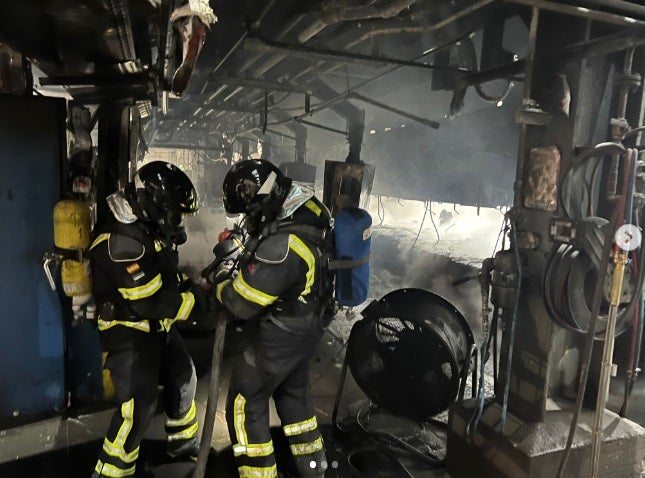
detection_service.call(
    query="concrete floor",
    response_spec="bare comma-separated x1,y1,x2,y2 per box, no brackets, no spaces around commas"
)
0,312,643,478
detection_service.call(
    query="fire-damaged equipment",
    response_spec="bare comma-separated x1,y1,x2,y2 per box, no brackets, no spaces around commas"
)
323,160,375,217
333,288,476,468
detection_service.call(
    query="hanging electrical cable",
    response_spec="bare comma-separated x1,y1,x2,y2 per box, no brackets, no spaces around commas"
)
375,195,385,229
410,200,429,249
428,201,440,245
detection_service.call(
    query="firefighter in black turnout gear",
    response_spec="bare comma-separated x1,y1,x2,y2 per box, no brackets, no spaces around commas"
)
88,161,203,477
214,159,332,478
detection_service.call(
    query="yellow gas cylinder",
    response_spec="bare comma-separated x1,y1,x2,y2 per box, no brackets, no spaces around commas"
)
53,199,92,296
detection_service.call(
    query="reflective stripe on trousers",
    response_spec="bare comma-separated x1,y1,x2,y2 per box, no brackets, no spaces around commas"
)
232,393,278,478
94,398,138,477
165,399,199,441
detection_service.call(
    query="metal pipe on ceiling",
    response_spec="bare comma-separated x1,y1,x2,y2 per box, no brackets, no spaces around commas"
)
300,0,380,14
349,91,440,129
295,118,347,136
108,0,136,60
209,75,315,95
504,0,645,26
244,35,470,72
193,0,482,138
223,86,245,103
578,0,645,18
232,0,486,108
150,143,221,151
558,27,645,59
298,0,419,43
244,28,477,128
204,15,306,104
262,128,297,141
344,0,498,49
218,1,420,106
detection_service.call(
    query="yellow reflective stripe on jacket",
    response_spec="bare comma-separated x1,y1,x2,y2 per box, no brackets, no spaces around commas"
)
238,464,278,478
174,291,195,320
233,440,274,457
233,393,249,447
232,273,277,307
90,233,110,251
165,400,196,427
167,422,198,441
154,239,165,252
289,436,324,456
95,460,136,477
158,291,196,332
288,234,315,297
216,278,231,303
118,273,162,300
97,319,151,333
304,200,322,217
283,416,318,436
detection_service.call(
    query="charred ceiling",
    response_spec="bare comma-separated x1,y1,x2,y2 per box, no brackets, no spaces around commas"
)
1,0,645,205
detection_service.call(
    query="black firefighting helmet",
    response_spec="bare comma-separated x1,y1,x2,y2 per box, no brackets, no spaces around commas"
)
126,161,198,241
222,159,292,230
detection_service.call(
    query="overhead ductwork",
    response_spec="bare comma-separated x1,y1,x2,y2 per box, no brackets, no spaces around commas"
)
298,0,420,43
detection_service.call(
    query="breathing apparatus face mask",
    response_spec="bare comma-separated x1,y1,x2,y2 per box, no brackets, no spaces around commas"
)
160,208,187,245
125,184,187,244
242,210,264,236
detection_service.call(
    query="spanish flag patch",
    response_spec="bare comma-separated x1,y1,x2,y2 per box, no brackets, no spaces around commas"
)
126,262,141,275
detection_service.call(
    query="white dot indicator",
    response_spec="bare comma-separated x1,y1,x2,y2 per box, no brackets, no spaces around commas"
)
332,461,339,469
615,224,642,251
310,460,317,469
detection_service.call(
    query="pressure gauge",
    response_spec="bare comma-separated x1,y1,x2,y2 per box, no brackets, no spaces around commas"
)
614,224,642,251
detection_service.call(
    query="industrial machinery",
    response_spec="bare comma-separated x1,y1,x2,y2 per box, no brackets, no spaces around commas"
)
447,6,645,476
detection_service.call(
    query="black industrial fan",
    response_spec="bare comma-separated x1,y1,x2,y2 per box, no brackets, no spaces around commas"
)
332,288,476,472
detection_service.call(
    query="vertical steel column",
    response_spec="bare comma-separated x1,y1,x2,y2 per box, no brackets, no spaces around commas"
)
513,7,540,208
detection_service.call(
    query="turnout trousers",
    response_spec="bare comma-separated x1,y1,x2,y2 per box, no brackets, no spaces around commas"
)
93,325,198,478
226,316,327,478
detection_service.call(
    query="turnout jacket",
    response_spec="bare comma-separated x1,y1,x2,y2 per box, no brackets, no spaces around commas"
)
216,195,333,328
88,221,195,333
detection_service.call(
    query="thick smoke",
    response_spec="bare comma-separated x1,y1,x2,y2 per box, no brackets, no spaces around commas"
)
364,197,504,339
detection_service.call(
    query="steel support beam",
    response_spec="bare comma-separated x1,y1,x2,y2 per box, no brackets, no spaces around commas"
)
207,75,316,95
349,92,441,129
244,36,470,73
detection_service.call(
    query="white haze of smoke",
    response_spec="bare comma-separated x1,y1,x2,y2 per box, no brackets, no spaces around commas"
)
178,207,239,278
365,196,506,339
366,197,505,264
176,195,505,339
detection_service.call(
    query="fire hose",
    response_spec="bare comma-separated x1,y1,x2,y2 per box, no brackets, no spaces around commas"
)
192,308,227,478
193,231,245,478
